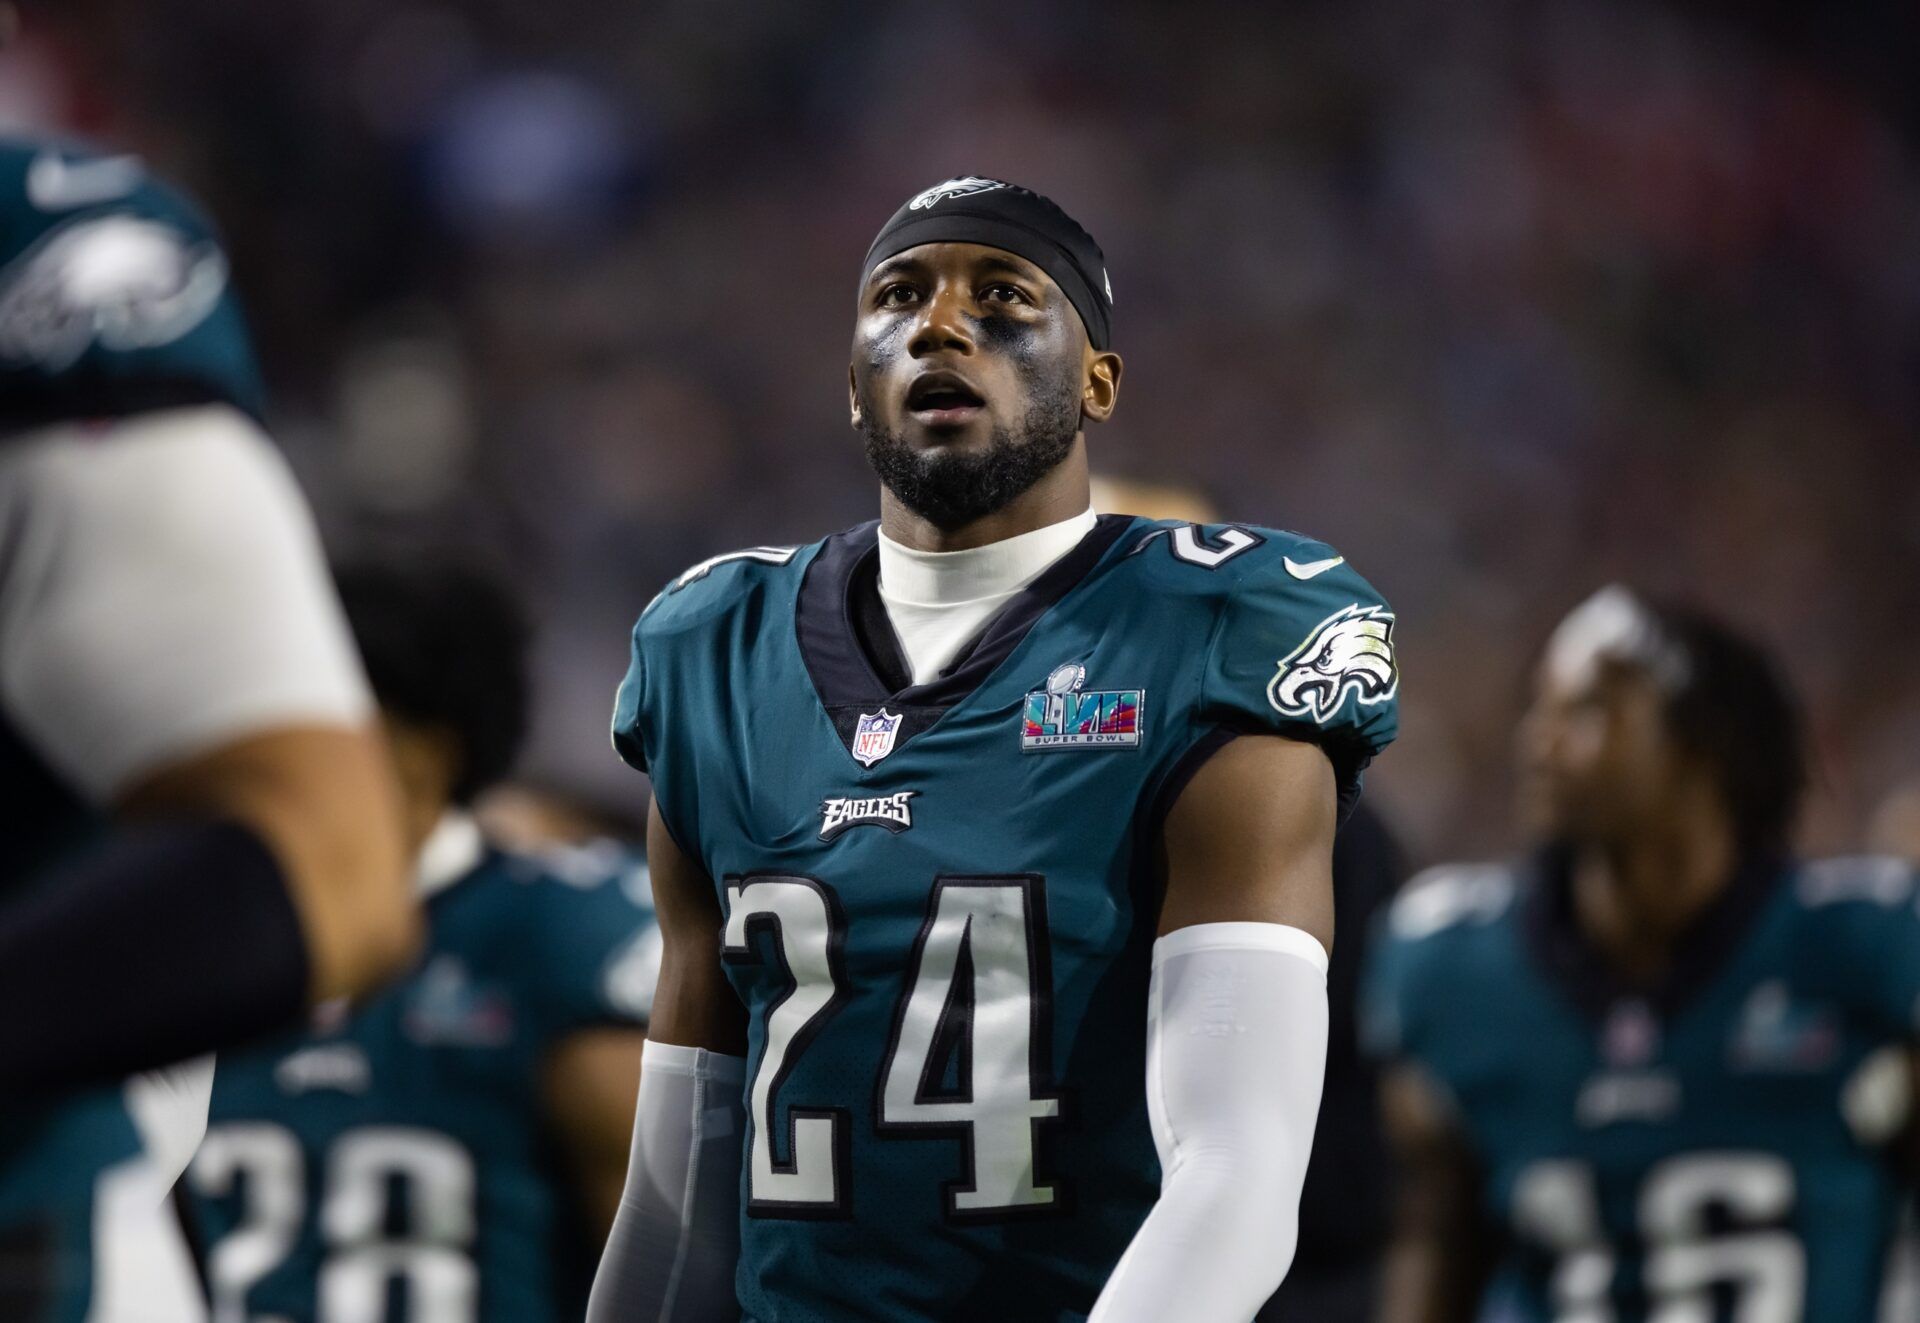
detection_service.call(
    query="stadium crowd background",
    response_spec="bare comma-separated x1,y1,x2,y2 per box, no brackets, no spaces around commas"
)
6,0,1916,865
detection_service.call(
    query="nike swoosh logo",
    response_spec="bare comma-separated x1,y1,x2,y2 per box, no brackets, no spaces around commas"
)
1284,555,1345,579
26,151,144,211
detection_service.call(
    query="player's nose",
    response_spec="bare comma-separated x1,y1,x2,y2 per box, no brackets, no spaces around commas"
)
907,285,976,359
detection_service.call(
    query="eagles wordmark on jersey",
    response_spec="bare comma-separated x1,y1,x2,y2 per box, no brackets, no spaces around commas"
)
1366,852,1920,1323
613,515,1399,1322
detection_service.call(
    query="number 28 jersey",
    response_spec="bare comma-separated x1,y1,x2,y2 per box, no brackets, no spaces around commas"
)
186,833,660,1323
612,515,1401,1323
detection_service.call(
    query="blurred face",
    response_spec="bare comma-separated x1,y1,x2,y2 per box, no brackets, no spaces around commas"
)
849,242,1116,528
1515,659,1684,845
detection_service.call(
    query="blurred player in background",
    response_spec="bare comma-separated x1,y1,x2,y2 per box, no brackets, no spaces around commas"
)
0,113,415,1323
1368,587,1920,1322
186,562,658,1323
1091,474,1409,1323
592,177,1399,1322
478,781,647,857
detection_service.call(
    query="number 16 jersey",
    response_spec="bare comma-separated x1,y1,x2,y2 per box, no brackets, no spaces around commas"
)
612,515,1400,1323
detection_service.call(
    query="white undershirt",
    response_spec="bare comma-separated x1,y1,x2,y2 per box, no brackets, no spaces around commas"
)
0,404,371,802
415,809,485,899
877,508,1097,686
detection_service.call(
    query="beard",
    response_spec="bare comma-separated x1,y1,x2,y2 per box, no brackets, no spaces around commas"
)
860,373,1082,531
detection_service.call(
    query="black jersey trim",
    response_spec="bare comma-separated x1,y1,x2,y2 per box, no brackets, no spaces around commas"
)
1518,844,1789,1025
0,377,261,441
1145,726,1240,845
794,515,1137,765
1126,725,1241,925
846,552,914,695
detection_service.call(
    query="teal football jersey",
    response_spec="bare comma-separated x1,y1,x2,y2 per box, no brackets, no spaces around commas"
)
0,136,264,434
1365,852,1920,1323
0,133,266,1320
186,833,659,1323
612,516,1401,1322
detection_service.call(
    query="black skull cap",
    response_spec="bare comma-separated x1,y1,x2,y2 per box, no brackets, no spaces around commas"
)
861,176,1113,350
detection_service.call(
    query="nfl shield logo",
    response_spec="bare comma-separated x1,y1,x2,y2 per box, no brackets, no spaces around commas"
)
852,709,903,767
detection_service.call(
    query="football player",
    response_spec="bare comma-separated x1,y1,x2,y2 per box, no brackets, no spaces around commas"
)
0,130,415,1318
1368,587,1920,1322
590,177,1401,1322
186,562,658,1322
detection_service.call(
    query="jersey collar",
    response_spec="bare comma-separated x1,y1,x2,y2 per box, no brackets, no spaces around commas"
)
1519,843,1790,1026
795,514,1137,766
876,507,1098,607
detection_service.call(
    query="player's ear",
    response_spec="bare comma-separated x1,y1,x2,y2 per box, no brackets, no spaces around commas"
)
848,365,862,430
1082,350,1122,425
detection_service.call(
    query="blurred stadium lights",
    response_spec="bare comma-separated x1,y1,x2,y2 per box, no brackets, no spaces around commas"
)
334,321,475,513
346,6,478,140
424,71,646,247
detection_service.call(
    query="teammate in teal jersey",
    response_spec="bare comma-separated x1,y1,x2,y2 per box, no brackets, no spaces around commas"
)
1368,587,1920,1323
590,177,1402,1323
187,563,658,1323
0,116,413,1323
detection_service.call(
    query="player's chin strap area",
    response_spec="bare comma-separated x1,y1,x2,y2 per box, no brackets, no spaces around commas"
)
587,1040,746,1323
1089,922,1331,1323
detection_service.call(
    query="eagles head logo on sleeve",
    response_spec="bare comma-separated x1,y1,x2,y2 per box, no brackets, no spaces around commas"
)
1267,604,1399,724
0,215,229,371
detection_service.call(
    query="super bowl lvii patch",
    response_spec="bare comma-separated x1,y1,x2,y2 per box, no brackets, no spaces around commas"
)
1022,662,1143,751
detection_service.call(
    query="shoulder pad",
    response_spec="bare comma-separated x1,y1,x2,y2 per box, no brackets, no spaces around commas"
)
666,544,803,593
1174,520,1400,773
1793,855,1917,909
1387,863,1517,941
1128,519,1344,586
492,842,661,1027
638,542,804,627
0,137,265,428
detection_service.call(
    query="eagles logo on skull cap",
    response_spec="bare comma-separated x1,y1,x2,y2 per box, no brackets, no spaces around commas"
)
907,177,1007,210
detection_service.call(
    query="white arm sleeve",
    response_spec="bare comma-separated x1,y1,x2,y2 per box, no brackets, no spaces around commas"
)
0,404,369,803
587,1040,746,1323
1089,922,1331,1323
